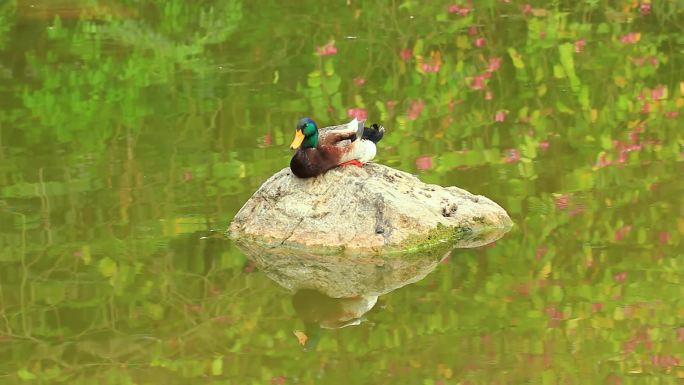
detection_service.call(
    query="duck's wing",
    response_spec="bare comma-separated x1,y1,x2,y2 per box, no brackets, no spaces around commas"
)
319,118,364,134
319,118,365,146
349,118,366,139
320,119,384,144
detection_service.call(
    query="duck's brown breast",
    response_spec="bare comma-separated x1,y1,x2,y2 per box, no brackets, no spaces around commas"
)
290,147,342,178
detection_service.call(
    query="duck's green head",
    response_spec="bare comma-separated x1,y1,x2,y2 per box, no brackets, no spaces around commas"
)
290,117,319,150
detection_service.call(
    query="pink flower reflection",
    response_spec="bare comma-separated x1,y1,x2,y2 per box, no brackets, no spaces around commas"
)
347,108,368,120
521,4,532,16
447,4,471,15
554,194,570,209
421,63,441,73
316,41,337,56
469,75,486,90
575,39,586,53
651,85,666,100
535,246,548,260
494,110,507,122
658,231,671,244
503,148,520,163
620,33,640,44
415,155,433,171
614,225,632,241
487,57,502,72
652,355,680,368
407,99,425,120
613,271,628,283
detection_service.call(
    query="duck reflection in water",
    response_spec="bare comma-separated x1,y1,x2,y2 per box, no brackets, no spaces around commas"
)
292,289,379,350
293,289,378,330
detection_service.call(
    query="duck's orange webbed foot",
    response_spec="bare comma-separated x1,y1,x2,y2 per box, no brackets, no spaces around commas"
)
338,159,364,167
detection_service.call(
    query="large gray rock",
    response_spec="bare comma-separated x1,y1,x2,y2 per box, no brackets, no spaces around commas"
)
228,163,512,253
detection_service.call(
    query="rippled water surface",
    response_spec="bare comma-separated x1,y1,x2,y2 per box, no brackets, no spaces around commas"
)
0,1,683,384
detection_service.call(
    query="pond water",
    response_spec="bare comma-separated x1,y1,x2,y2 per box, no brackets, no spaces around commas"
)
0,1,683,384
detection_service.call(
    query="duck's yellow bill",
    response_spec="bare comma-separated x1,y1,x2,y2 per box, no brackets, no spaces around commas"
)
290,129,305,149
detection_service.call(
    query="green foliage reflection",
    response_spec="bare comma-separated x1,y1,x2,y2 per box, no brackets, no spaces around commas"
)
0,0,683,384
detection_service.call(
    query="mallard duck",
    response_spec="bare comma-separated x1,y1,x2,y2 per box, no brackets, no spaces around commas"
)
289,117,384,178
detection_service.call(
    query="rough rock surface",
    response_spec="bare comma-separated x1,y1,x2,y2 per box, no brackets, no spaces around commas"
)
229,163,512,253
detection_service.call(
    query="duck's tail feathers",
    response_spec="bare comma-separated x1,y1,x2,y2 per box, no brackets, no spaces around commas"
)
362,123,385,143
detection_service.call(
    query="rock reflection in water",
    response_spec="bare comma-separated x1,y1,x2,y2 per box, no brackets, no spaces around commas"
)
236,223,509,348
237,241,455,349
